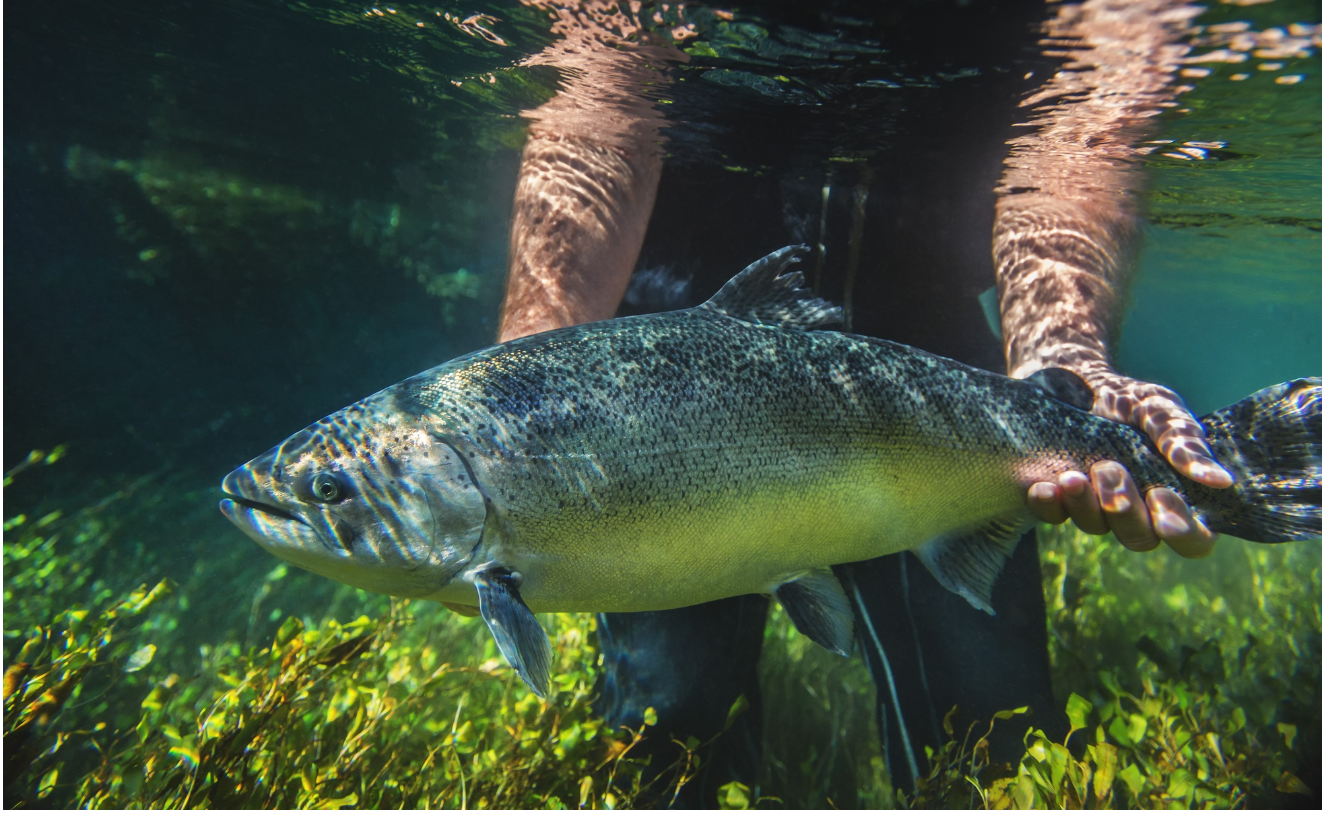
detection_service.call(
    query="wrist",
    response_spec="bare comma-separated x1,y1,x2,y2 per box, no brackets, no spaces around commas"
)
1008,347,1114,383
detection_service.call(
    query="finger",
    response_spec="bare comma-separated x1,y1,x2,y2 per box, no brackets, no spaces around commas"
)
1059,470,1110,536
1131,396,1234,489
1028,482,1068,524
1159,433,1234,488
1091,461,1159,551
1145,489,1217,558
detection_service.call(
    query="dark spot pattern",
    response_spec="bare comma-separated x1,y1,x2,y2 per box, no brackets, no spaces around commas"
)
372,288,1187,611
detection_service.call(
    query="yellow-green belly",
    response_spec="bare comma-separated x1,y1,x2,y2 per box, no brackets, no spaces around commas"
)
509,447,1023,613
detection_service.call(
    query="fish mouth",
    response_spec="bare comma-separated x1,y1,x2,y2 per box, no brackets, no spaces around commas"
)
219,466,347,560
223,495,301,524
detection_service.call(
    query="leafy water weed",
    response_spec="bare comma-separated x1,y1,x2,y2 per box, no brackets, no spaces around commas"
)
4,451,1318,808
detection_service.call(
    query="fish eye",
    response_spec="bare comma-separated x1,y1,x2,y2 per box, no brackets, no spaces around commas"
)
311,472,343,502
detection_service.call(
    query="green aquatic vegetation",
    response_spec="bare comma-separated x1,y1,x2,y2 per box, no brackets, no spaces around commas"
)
3,454,700,809
755,523,1319,810
1039,523,1322,752
950,522,1322,810
70,605,691,809
55,2,535,318
4,448,1318,809
63,146,340,286
5,576,695,809
289,1,555,65
285,1,560,150
754,604,892,809
907,677,1309,809
64,144,499,315
4,580,173,806
906,517,1322,810
4,468,162,647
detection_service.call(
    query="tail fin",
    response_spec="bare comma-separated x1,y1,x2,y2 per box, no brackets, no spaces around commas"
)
1195,378,1322,543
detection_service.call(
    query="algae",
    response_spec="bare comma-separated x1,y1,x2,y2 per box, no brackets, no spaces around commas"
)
63,142,501,322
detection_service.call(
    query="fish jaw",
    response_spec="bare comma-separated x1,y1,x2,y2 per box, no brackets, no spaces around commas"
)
218,496,339,568
218,403,490,599
219,463,447,598
219,491,429,596
220,461,350,573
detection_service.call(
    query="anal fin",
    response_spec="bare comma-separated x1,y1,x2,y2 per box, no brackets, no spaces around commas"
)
774,568,854,656
473,569,552,698
912,512,1034,615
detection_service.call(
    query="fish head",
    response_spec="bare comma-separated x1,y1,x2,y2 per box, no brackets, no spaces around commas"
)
219,399,486,598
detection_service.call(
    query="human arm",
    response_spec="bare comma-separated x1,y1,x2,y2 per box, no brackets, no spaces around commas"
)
992,0,1230,557
498,1,681,342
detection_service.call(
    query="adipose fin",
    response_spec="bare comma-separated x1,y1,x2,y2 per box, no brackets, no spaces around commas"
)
1026,367,1095,411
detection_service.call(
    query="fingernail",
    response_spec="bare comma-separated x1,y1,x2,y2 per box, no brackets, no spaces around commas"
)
1060,472,1089,495
1189,458,1235,488
1105,494,1131,513
1154,510,1190,538
1094,464,1131,512
1030,483,1057,501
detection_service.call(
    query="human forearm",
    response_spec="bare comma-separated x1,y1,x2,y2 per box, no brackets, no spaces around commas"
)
994,0,1198,382
497,1,681,342
499,128,662,341
995,0,1227,553
993,0,1230,468
995,195,1132,381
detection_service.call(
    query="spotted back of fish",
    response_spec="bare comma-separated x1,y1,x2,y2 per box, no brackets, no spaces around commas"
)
393,303,1158,612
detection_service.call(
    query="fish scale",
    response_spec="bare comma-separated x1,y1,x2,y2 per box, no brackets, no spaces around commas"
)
404,294,1154,614
220,246,1321,697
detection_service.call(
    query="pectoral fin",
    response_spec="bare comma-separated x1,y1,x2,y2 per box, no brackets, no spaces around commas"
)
913,512,1034,615
473,569,552,698
774,568,854,656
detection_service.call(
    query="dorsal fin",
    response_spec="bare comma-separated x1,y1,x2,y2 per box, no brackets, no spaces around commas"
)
700,246,843,330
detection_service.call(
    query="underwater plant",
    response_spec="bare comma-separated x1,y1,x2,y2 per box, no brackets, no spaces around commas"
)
3,451,708,809
905,679,1311,809
3,448,1317,809
4,569,701,809
67,605,696,809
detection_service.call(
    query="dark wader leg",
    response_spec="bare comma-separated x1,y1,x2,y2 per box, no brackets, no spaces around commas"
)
595,596,769,808
842,538,1063,792
595,0,1063,799
828,0,1067,789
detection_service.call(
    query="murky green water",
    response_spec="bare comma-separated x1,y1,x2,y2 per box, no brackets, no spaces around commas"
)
1120,3,1321,411
4,0,1319,807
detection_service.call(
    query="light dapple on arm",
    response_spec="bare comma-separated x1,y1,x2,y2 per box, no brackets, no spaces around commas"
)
498,0,682,342
993,0,1230,558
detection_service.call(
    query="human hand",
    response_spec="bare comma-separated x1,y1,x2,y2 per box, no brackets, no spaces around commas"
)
1028,374,1231,558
